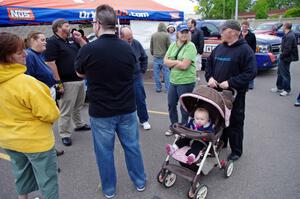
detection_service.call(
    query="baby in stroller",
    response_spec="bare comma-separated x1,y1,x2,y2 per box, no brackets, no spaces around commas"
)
166,108,215,165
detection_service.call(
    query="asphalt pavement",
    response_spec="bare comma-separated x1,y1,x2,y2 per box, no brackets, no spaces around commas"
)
1,61,300,199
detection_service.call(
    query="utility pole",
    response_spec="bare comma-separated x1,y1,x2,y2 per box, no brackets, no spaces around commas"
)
235,0,238,20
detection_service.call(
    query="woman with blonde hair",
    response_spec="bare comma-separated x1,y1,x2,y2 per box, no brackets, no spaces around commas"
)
164,23,197,136
0,32,60,199
26,31,64,156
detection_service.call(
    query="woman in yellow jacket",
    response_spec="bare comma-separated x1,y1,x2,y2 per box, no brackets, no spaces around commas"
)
0,32,60,199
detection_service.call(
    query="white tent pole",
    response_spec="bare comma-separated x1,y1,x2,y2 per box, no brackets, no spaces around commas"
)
118,18,120,37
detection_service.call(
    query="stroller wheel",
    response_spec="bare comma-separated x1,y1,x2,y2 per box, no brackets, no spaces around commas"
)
163,172,177,188
224,160,234,178
194,184,208,199
188,184,208,199
157,170,166,184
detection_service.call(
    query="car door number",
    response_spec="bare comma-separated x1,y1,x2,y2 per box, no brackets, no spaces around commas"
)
204,44,218,53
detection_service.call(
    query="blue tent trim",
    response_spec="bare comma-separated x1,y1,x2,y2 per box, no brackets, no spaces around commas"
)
0,6,184,26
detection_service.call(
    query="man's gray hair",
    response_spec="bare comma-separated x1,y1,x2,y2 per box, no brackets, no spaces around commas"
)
96,4,116,31
120,26,131,37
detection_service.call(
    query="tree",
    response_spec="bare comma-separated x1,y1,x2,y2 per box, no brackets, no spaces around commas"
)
285,7,300,17
194,0,251,19
252,0,268,19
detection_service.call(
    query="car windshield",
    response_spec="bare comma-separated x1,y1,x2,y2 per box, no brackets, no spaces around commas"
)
256,24,273,30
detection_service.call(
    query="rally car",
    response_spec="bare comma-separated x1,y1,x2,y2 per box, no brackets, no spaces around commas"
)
197,20,282,70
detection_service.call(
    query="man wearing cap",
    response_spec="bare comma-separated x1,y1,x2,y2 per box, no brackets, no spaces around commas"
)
205,20,257,161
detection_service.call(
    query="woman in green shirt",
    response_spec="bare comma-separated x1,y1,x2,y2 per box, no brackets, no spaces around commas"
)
163,23,197,136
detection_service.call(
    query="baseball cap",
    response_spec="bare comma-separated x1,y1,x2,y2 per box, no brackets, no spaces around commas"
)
221,20,241,31
177,23,189,32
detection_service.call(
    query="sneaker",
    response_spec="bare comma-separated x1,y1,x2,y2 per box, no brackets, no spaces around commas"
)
187,154,195,165
165,129,173,136
270,87,283,93
136,186,146,192
294,101,300,106
166,144,176,155
279,91,290,96
141,121,151,130
104,193,115,199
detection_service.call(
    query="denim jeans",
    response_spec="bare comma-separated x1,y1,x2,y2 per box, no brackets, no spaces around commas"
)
90,112,146,196
134,74,149,123
276,60,291,92
153,57,170,92
168,82,195,125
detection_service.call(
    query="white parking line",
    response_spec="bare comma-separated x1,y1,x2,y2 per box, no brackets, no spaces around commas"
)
148,110,168,115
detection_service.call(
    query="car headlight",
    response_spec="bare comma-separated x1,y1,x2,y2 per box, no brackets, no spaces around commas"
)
256,44,269,53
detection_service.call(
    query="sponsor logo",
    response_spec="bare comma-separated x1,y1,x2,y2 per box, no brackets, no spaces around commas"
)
8,8,35,21
128,11,149,18
170,12,180,19
79,11,95,19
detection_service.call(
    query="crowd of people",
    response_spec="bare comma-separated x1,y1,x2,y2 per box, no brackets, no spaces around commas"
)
0,3,299,199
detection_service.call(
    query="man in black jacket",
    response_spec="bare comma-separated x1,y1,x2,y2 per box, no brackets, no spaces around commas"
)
241,20,257,89
187,18,204,73
205,20,257,161
271,22,299,96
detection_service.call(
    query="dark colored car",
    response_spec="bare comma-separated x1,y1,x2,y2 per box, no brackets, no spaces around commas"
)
196,20,281,70
276,24,300,44
253,22,283,35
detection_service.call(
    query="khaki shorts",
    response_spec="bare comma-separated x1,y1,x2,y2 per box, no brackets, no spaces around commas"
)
5,148,59,198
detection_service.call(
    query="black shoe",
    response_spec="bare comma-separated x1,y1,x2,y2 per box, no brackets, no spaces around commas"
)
227,153,240,161
62,137,72,146
55,149,64,156
74,124,91,131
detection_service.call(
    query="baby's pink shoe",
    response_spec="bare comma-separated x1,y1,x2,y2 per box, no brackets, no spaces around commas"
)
187,154,195,165
166,144,176,155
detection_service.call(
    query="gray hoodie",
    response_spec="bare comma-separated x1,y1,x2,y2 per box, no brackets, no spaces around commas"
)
150,23,171,58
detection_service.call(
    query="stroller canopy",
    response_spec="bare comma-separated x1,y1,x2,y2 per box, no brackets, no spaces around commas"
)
180,86,234,127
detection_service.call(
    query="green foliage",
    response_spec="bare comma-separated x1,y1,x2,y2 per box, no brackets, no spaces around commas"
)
252,0,268,19
196,0,251,19
284,7,300,17
192,0,300,19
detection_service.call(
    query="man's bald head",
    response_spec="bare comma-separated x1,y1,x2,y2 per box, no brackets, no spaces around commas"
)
120,26,133,44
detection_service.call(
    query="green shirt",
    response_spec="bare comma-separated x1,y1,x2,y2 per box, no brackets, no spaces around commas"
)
166,42,197,84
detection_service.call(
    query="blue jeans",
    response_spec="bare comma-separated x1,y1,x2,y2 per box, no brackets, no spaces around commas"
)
90,112,146,196
276,60,291,92
153,57,170,91
134,74,149,123
168,82,195,125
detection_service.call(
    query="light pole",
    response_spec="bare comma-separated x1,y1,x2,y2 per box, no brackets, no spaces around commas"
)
235,0,238,20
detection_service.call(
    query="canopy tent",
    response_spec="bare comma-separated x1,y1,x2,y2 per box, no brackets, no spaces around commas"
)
0,0,184,26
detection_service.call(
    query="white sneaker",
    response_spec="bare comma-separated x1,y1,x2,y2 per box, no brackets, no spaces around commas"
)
141,122,151,130
136,186,146,192
104,193,115,199
165,129,173,136
270,87,283,93
279,91,290,96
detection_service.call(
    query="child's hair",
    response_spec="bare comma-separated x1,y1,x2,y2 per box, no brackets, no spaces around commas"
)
194,108,209,118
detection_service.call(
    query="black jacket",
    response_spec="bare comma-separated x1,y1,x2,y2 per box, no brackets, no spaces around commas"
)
205,39,257,92
240,31,256,53
190,28,204,55
280,30,299,63
131,39,148,79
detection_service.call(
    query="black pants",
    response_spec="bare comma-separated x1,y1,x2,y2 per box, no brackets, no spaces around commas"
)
175,137,205,156
221,91,246,157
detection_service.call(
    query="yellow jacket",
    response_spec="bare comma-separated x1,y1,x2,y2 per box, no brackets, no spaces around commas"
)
0,63,60,153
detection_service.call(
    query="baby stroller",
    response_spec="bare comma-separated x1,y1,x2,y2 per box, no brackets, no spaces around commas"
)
157,86,236,199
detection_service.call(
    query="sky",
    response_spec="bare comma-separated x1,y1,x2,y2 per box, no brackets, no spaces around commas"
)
153,0,197,14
